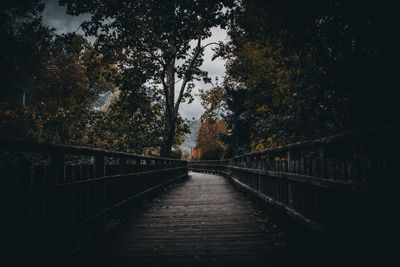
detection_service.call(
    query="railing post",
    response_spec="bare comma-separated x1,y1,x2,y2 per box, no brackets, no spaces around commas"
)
119,157,127,174
92,154,104,178
48,152,64,184
154,159,159,170
319,146,326,178
256,155,260,170
287,151,292,173
92,154,105,241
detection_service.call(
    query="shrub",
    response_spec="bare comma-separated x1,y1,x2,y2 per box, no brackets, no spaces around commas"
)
200,144,224,160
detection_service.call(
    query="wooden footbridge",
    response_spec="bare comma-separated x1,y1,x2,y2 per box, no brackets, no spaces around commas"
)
0,129,394,266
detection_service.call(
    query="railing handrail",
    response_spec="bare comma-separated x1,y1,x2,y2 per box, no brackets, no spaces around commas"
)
2,136,190,250
232,128,390,159
189,159,229,163
0,137,186,162
190,127,390,163
188,128,391,241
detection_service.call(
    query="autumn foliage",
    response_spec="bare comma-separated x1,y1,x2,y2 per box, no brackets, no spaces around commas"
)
195,119,227,160
191,149,202,161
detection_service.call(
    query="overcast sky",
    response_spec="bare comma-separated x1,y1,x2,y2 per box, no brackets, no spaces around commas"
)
42,0,227,120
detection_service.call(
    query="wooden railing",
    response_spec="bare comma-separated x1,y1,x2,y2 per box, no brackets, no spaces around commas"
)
189,128,392,240
1,137,188,252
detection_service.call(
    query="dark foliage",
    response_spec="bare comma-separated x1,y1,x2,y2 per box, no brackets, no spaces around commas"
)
200,143,225,160
222,0,395,154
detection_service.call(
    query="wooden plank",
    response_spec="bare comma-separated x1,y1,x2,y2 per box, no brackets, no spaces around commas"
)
85,172,294,266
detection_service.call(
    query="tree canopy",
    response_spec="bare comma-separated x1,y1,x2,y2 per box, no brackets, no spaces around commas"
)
1,0,185,155
60,0,236,156
218,0,394,155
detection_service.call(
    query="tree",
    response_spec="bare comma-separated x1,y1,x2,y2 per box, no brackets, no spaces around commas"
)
60,0,236,157
221,85,253,157
220,0,393,155
84,86,189,155
84,88,164,154
1,1,170,155
191,149,201,161
0,15,118,145
199,85,225,122
195,119,227,156
197,85,228,158
28,33,117,144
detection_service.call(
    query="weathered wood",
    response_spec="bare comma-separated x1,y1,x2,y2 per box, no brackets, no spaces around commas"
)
189,128,390,247
87,172,295,266
1,137,189,265
1,129,391,266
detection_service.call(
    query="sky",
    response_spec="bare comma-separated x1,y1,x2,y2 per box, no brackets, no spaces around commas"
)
42,0,228,120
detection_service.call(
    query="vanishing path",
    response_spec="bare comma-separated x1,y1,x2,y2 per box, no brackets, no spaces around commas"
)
85,172,307,266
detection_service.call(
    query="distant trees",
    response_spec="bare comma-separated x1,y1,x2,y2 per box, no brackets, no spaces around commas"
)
194,85,227,160
196,119,226,151
199,86,225,122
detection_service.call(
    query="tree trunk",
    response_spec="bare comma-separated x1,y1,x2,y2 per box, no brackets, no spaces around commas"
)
160,57,176,157
160,116,175,157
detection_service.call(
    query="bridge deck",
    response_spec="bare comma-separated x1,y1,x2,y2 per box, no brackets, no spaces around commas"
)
83,172,311,266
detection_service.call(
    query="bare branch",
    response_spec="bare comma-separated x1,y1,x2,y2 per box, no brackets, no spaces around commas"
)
201,41,223,50
175,77,183,84
174,38,202,116
140,45,166,67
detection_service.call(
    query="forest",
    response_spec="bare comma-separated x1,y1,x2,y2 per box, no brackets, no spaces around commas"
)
1,0,395,160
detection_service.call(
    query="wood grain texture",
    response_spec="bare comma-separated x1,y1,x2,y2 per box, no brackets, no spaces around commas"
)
82,172,296,267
